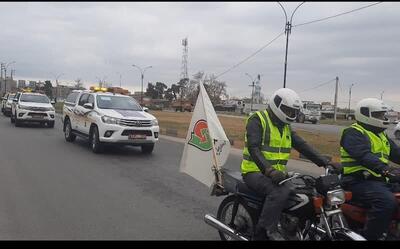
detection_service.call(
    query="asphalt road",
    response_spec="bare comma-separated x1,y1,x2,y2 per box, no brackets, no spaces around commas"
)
0,114,325,240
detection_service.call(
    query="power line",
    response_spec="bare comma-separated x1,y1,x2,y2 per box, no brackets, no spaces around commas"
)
299,78,336,93
215,31,285,79
293,2,383,28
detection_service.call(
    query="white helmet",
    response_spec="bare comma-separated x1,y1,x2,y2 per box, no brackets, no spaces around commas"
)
355,98,390,128
269,88,302,124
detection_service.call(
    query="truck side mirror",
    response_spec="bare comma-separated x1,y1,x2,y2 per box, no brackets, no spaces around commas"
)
143,107,149,112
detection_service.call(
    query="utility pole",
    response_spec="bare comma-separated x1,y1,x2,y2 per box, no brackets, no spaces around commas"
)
245,73,256,112
334,76,339,122
348,83,355,119
380,91,384,100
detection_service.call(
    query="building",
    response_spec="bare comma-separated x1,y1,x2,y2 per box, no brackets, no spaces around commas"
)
52,85,74,101
0,77,17,96
18,80,26,89
107,87,131,95
29,81,37,88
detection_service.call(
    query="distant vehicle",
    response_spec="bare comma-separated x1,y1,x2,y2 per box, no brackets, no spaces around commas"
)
297,101,321,124
1,92,16,116
10,92,55,127
395,122,400,140
62,88,159,154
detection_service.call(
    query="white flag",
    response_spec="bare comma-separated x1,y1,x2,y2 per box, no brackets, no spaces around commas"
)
179,81,231,187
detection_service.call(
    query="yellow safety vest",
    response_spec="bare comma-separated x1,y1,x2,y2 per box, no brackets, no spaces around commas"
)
241,110,292,174
340,123,390,178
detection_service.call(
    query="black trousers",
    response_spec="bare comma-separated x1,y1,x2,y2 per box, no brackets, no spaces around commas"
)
242,172,291,231
342,177,398,240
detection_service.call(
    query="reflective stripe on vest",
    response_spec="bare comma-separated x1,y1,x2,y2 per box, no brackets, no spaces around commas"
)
241,110,292,174
340,123,390,178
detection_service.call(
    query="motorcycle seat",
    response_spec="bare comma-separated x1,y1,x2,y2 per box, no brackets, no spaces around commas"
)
221,168,265,201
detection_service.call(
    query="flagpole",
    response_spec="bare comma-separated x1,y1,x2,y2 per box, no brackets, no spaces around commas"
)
200,80,223,188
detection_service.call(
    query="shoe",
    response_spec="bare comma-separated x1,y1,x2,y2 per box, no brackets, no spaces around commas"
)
266,231,286,241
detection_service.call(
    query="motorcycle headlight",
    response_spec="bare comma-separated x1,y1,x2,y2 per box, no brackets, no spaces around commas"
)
151,119,158,126
326,189,345,206
101,115,120,125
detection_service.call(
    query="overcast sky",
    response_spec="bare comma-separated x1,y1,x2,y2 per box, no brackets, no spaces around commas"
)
0,2,399,109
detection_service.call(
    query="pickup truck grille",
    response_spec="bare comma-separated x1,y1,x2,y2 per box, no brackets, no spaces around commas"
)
119,119,152,127
29,107,49,112
121,130,152,136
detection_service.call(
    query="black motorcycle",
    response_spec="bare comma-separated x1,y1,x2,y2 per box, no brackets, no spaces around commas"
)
204,165,365,241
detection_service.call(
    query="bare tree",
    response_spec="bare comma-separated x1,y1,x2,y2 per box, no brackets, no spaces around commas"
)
74,78,84,89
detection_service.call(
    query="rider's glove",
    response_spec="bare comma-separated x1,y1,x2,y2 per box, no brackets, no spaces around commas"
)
265,168,287,185
381,167,400,183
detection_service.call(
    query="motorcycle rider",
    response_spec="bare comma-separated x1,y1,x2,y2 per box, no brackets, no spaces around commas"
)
340,98,400,240
241,88,332,240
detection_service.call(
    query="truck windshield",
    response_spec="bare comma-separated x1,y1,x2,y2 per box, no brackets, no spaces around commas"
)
97,95,142,111
20,94,50,103
7,94,15,100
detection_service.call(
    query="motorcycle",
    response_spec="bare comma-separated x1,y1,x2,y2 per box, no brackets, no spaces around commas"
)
204,164,365,241
336,169,400,240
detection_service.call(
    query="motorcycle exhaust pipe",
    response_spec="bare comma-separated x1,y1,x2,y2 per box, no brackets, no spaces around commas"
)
204,214,249,241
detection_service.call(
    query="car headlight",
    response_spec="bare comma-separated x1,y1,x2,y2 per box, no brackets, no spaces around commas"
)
326,189,345,206
49,107,55,112
101,115,120,125
151,119,158,126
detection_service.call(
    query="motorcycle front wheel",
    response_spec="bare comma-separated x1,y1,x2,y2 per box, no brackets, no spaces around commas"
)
216,195,257,241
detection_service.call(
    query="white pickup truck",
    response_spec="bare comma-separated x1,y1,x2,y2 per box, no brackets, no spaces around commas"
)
62,89,159,154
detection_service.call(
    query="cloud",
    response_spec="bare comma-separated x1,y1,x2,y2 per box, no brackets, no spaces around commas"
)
0,2,399,109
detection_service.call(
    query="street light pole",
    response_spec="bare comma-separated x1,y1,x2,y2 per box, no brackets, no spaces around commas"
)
2,61,16,96
132,64,152,105
380,91,384,100
245,73,255,112
278,2,305,88
348,83,355,119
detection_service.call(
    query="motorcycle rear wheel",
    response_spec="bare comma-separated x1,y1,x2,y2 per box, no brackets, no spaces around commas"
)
217,195,257,241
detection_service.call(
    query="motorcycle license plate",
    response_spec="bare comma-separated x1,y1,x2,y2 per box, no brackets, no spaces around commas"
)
129,134,146,139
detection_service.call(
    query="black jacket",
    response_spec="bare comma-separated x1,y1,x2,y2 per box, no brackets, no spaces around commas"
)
246,109,329,173
340,122,400,177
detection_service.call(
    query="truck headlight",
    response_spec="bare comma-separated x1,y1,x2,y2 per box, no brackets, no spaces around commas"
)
18,104,31,110
101,115,120,125
151,119,158,126
326,189,345,206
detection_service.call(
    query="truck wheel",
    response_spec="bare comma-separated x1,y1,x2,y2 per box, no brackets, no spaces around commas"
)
64,119,76,142
48,121,55,128
90,126,103,153
141,144,154,154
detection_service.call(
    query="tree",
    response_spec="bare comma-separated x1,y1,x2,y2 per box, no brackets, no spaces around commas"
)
74,78,84,90
154,82,168,99
204,74,227,105
44,80,53,99
145,82,158,99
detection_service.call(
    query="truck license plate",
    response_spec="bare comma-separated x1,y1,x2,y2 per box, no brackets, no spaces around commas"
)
129,134,146,139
